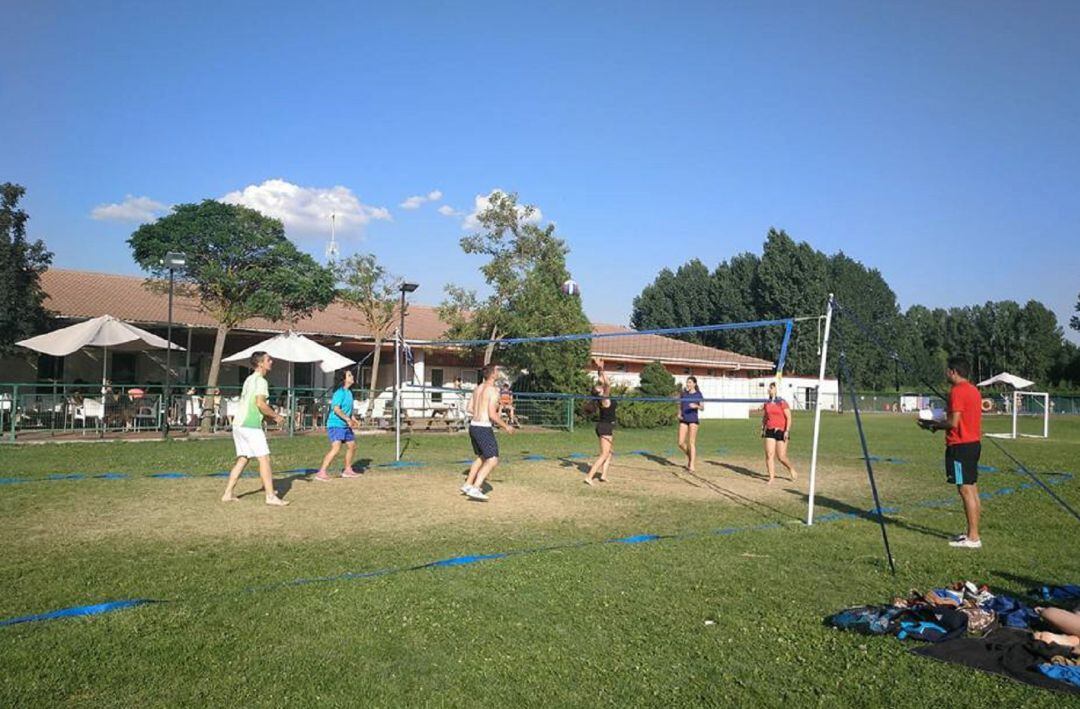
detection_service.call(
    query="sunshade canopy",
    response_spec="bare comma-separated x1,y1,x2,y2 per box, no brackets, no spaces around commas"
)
976,372,1034,389
17,314,183,357
222,331,354,373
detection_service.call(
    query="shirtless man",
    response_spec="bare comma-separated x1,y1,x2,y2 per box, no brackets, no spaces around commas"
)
461,364,514,501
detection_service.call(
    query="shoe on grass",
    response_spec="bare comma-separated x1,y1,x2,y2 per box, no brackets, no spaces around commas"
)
948,537,982,549
466,487,489,501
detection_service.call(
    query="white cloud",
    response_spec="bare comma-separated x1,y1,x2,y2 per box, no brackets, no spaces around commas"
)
90,195,169,223
399,189,444,210
437,204,461,217
462,189,543,230
221,179,390,235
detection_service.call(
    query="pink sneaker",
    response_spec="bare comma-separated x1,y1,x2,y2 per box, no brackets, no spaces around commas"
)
313,471,331,482
341,469,362,479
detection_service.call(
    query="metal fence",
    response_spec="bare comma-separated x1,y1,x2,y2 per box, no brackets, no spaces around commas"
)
799,391,1080,416
0,382,576,440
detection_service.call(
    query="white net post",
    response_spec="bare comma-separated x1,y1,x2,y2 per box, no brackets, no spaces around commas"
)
394,329,402,461
1012,391,1019,439
806,294,834,526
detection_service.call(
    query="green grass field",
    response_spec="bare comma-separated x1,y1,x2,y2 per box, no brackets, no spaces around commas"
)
1,414,1078,707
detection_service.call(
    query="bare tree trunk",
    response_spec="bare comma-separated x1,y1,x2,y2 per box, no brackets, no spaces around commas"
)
365,336,383,417
200,323,230,433
483,325,499,365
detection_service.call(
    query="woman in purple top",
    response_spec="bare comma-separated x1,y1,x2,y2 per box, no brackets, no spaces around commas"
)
677,376,704,471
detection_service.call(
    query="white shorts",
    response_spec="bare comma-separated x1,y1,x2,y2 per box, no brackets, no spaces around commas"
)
232,426,270,458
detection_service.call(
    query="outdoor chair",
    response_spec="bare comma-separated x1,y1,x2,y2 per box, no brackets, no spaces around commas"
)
74,398,104,430
132,396,159,430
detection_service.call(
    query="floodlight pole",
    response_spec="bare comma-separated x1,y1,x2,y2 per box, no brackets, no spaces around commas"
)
162,251,186,439
806,294,834,525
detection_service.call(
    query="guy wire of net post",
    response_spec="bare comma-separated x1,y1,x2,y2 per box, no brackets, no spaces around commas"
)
831,298,1080,525
837,343,897,575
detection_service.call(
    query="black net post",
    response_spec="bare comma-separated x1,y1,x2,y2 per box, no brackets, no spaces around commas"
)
838,348,897,575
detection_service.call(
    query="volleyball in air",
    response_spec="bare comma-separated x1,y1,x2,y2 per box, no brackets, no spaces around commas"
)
561,279,580,296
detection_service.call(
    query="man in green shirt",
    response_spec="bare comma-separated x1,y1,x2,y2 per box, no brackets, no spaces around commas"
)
221,351,288,506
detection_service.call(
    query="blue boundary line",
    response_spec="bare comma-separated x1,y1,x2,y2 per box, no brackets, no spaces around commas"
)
3,471,1072,628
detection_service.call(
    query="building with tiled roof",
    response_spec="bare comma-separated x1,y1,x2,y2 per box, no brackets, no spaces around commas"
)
2,269,782,419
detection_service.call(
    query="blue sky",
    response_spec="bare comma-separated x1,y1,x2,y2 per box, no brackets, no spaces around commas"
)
3,1,1078,341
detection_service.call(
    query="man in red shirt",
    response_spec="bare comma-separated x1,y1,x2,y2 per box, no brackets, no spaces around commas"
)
918,356,983,549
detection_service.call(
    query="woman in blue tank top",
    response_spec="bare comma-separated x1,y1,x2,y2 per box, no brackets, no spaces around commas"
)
314,369,363,481
677,376,704,471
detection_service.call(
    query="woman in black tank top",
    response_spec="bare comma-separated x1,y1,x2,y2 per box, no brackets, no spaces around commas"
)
585,359,616,485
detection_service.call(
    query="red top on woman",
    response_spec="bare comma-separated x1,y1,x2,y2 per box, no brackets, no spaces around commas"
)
763,398,789,431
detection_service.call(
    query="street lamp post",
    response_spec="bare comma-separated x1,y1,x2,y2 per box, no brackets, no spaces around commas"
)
395,282,419,461
162,251,187,438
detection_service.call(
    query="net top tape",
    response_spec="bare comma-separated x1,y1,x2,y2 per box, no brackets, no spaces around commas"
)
409,318,796,349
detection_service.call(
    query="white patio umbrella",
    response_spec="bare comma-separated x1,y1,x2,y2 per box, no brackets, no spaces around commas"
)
17,314,184,389
977,372,1034,389
222,332,355,429
222,331,354,374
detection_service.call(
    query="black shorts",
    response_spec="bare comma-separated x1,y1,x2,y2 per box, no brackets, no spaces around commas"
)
764,428,787,441
595,422,614,438
469,425,499,460
945,442,981,485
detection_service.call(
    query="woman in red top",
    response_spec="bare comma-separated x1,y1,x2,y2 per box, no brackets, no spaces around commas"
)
761,381,797,484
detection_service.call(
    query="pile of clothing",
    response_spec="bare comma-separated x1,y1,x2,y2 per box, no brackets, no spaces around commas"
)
828,581,1080,693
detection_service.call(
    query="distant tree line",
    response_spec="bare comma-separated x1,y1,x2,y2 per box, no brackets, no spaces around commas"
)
631,229,1080,391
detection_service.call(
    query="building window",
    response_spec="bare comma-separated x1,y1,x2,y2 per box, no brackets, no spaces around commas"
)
707,369,715,377
112,353,137,384
430,368,444,403
37,354,65,381
294,363,314,389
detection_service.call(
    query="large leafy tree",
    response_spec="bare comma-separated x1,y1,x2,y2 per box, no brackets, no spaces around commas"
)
0,183,53,356
129,200,336,427
826,251,905,389
753,230,829,376
630,259,714,341
633,228,1079,390
334,253,401,415
439,191,591,393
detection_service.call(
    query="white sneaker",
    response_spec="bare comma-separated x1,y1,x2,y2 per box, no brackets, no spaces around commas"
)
460,484,471,495
949,537,982,549
949,533,968,543
466,487,489,501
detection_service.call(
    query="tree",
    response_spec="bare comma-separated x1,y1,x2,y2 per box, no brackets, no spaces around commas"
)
826,252,904,389
707,252,760,356
630,268,679,332
0,183,53,356
335,254,401,416
440,191,591,392
613,360,678,428
754,229,829,376
128,200,336,429
1072,292,1080,334
630,260,713,340
639,360,676,396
